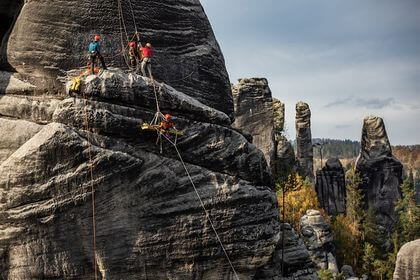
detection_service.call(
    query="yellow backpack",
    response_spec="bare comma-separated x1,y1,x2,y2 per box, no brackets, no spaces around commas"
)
69,77,81,94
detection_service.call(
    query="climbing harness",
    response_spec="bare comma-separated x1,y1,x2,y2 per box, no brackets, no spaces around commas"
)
140,79,240,280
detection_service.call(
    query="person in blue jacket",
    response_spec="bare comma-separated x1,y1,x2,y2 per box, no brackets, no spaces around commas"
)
88,35,107,74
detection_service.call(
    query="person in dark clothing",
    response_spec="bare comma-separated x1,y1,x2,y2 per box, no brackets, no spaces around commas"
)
88,34,107,74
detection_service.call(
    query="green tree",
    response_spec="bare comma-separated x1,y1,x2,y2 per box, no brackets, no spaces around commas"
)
317,269,334,280
395,178,420,243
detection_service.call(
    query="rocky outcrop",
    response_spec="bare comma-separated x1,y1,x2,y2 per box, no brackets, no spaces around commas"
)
272,99,296,176
255,223,317,280
0,69,280,279
295,102,313,181
355,116,403,233
1,0,233,118
315,158,346,215
393,239,420,280
300,210,338,274
232,78,275,167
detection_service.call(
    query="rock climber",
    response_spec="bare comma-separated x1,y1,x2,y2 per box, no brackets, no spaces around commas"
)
160,113,175,131
88,34,107,74
128,41,138,69
139,42,153,78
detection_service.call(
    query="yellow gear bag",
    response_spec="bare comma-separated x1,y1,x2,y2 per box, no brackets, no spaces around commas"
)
70,77,81,94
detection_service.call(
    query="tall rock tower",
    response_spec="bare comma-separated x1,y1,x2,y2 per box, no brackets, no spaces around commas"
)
232,78,276,166
356,116,403,233
295,101,314,181
315,158,346,215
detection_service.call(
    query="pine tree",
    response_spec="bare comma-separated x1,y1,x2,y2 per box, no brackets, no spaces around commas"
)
395,178,420,243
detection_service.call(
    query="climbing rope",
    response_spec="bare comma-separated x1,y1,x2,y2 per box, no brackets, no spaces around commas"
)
159,132,240,280
82,93,98,280
149,79,240,280
126,0,138,33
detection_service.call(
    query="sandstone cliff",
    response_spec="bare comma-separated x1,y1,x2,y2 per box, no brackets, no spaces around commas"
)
0,69,280,279
393,239,420,280
355,116,402,233
0,0,233,118
295,102,313,181
315,158,346,215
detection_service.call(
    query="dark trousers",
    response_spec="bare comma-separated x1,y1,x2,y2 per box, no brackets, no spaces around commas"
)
89,52,107,73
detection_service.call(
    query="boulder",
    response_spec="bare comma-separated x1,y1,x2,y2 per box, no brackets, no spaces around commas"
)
355,116,403,233
232,78,275,167
0,69,280,279
295,102,313,181
393,239,420,280
315,158,346,215
300,210,338,274
340,264,355,278
1,0,233,118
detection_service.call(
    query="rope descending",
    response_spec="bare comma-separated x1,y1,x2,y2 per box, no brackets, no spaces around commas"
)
150,79,240,280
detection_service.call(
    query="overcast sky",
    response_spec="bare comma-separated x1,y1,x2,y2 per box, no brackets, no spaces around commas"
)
200,0,420,145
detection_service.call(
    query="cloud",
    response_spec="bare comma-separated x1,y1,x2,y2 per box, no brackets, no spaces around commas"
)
355,97,395,109
335,124,353,129
324,97,353,108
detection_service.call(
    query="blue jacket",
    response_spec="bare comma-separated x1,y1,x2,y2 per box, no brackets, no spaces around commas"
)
88,42,101,53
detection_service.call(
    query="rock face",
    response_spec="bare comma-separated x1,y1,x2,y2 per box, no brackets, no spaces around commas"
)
393,239,420,280
0,69,280,279
232,78,276,167
272,99,296,176
300,210,338,274
295,102,313,181
315,158,346,215
255,223,316,280
355,116,403,232
0,0,233,118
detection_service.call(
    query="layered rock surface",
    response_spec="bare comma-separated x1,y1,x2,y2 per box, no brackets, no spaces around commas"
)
355,116,402,233
300,210,338,274
232,79,295,176
232,78,275,166
1,0,233,118
0,69,280,279
393,239,420,280
315,158,346,215
255,223,316,280
295,102,313,181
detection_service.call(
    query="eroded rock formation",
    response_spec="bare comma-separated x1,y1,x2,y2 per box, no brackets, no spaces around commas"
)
355,116,403,233
315,158,346,215
255,223,316,280
232,80,296,177
393,239,420,280
295,102,313,181
1,0,233,118
232,78,276,167
0,69,280,279
300,210,338,274
272,99,296,176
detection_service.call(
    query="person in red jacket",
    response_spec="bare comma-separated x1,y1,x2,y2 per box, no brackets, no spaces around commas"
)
128,41,137,69
159,114,175,131
140,42,153,78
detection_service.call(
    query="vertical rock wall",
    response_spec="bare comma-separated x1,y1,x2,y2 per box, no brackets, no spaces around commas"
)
295,102,314,181
3,0,234,118
315,158,346,215
232,78,276,167
355,116,403,233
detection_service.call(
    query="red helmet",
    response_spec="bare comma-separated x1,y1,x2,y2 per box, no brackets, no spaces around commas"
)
165,114,171,120
129,41,136,48
94,35,101,41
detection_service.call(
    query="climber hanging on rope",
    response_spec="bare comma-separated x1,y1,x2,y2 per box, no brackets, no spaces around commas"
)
160,113,175,131
88,35,107,74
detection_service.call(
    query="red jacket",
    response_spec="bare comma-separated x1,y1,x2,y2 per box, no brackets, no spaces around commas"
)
141,47,153,58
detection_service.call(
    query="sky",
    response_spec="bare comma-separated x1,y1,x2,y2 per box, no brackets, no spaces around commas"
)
200,0,420,145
